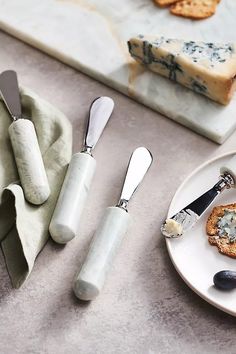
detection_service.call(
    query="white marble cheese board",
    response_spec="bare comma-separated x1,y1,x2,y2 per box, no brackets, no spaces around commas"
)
0,0,236,143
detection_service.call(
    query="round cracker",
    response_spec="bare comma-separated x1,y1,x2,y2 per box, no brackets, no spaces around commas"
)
206,203,236,258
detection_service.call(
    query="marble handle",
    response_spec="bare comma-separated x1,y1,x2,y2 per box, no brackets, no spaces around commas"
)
8,119,50,205
220,155,236,185
49,152,96,244
73,206,130,301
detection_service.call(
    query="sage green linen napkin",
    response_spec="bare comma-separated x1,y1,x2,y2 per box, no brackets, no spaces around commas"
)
0,87,72,288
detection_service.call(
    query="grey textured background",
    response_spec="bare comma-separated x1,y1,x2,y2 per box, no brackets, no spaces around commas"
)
0,31,236,354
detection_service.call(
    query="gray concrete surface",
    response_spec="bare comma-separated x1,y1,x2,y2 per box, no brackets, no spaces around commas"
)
0,31,236,354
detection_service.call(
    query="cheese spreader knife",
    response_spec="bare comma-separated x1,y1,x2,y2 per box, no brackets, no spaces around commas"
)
73,147,153,301
49,96,114,244
161,156,236,238
0,70,50,205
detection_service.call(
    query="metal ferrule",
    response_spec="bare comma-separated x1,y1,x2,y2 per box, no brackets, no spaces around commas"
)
81,145,93,155
12,115,28,122
218,173,235,191
116,199,129,212
12,115,19,121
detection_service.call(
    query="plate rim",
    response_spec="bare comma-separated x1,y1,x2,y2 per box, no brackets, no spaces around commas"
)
165,150,236,317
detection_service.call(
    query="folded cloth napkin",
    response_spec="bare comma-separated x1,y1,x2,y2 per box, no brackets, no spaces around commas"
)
0,87,72,288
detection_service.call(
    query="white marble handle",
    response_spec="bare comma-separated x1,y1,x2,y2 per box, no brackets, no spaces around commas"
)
49,152,96,244
220,155,236,185
73,206,130,301
8,119,50,205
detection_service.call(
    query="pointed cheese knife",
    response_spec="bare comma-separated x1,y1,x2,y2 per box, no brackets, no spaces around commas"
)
0,70,50,205
161,156,236,238
49,96,114,244
73,147,153,301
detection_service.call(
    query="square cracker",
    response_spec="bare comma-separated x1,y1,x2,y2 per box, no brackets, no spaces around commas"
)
170,0,220,20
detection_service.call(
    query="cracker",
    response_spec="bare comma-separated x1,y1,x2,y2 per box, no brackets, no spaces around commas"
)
170,0,219,20
208,236,236,258
206,203,236,259
154,0,182,7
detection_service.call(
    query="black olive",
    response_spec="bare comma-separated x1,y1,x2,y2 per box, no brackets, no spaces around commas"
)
213,270,236,290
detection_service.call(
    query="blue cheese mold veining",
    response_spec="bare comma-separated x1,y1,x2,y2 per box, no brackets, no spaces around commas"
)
182,41,234,66
217,209,236,243
128,35,236,105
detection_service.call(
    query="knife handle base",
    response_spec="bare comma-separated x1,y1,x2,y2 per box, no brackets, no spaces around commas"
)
9,119,50,205
49,152,96,244
73,206,130,301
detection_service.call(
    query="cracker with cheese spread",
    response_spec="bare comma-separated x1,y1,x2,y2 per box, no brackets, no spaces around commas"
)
206,203,236,258
170,0,220,20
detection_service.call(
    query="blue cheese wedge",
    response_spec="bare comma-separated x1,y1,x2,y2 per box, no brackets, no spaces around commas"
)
128,35,236,105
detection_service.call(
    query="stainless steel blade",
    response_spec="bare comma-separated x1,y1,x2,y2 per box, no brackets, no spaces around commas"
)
84,96,114,152
161,174,235,238
117,147,153,210
0,70,22,120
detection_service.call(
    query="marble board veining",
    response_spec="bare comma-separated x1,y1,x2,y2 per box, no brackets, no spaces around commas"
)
0,0,236,143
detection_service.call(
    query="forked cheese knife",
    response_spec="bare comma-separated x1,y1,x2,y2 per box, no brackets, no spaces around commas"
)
0,70,50,205
49,96,114,244
161,156,236,238
73,147,153,301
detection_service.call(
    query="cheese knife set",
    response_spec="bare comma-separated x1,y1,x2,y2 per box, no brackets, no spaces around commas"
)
0,70,153,300
1,69,236,310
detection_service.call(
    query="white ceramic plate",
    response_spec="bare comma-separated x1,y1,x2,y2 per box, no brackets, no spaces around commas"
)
166,151,236,316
